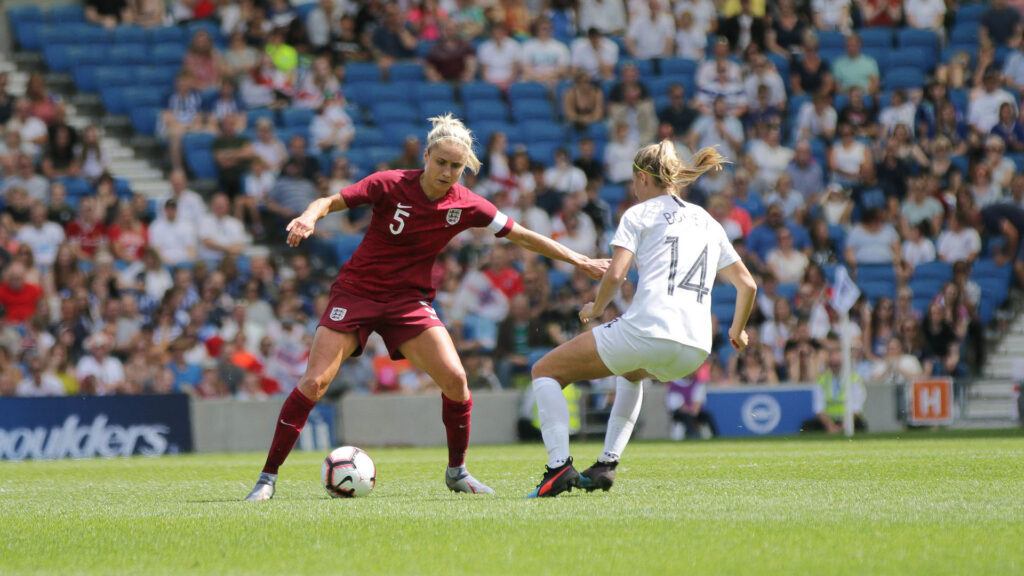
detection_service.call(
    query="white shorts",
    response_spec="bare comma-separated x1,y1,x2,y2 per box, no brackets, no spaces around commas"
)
592,318,709,382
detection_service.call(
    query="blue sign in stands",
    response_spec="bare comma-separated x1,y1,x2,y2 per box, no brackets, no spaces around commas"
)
704,385,818,437
0,395,193,461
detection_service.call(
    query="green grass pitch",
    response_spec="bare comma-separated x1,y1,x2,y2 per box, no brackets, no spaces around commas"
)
2,431,1023,575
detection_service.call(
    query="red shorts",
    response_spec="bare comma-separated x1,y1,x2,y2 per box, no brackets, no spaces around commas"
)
317,282,444,360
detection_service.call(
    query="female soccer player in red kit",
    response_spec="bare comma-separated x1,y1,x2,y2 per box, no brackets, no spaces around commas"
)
246,115,608,499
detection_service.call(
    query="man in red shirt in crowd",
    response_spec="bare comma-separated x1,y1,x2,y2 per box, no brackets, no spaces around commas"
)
65,196,108,261
0,261,42,324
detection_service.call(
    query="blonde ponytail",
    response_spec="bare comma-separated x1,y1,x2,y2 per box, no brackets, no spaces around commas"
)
425,113,482,174
633,141,730,192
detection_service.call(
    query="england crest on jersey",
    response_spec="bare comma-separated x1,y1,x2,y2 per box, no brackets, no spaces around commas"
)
329,307,347,321
446,208,462,225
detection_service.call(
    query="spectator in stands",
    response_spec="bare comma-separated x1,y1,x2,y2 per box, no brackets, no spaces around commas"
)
747,202,811,268
981,0,1022,47
2,185,31,227
785,139,826,204
184,30,226,92
149,198,198,267
830,122,871,188
85,0,134,29
766,227,809,284
749,123,793,191
766,0,804,55
388,136,424,170
689,97,745,161
213,114,255,199
674,10,707,60
76,332,125,395
406,0,449,43
812,0,852,32
982,135,1016,192
16,202,64,270
370,3,419,63
968,164,1002,208
161,73,208,173
75,125,107,183
305,0,337,51
425,20,478,83
521,18,570,87
65,197,108,261
310,98,354,155
477,23,521,90
904,0,945,32
794,91,837,142
790,32,833,97
921,300,962,376
108,202,149,263
989,103,1024,154
832,33,880,96
578,0,627,36
859,0,902,28
543,147,588,196
265,26,299,76
697,36,742,90
626,0,676,60
969,68,1017,137
900,177,944,237
658,83,699,139
331,15,371,63
573,138,603,182
745,53,787,110
6,99,48,157
608,84,658,145
16,355,65,397
870,337,924,385
603,122,637,184
845,207,901,268
724,0,770,52
937,211,981,264
570,28,619,81
265,159,319,232
165,170,205,225
25,73,63,128
294,55,341,110
450,0,485,40
252,118,288,174
696,60,748,118
0,72,13,125
3,154,48,203
223,31,261,82
0,261,42,325
805,333,866,433
198,193,249,263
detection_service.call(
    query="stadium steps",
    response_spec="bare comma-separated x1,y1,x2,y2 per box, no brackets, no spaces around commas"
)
1,54,170,200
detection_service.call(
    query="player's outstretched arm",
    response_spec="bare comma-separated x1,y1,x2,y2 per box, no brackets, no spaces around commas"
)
285,193,350,247
718,260,758,351
504,222,610,279
579,246,634,323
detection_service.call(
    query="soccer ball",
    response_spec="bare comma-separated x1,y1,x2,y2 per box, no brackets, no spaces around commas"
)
321,446,376,498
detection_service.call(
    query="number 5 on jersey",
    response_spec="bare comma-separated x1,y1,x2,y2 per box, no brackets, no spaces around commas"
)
390,203,412,235
665,237,710,302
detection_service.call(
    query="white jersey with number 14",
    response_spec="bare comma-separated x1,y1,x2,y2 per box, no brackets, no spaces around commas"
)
610,194,740,353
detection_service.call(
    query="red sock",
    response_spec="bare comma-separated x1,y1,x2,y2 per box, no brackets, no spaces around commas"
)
441,393,472,468
262,388,317,475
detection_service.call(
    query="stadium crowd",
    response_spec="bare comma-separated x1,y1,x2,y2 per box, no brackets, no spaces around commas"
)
2,0,1024,409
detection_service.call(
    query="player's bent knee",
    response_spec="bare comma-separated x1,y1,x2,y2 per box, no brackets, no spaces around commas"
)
296,372,333,401
435,367,469,398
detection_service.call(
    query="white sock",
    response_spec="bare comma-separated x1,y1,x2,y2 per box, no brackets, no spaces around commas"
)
533,377,571,468
599,377,644,463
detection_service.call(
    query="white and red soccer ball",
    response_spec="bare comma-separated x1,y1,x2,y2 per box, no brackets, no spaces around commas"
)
321,446,376,498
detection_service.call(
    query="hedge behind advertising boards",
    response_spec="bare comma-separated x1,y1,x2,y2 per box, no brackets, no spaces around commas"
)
0,394,193,461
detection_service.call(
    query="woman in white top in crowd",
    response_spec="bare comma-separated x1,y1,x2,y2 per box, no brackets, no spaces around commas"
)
526,142,757,498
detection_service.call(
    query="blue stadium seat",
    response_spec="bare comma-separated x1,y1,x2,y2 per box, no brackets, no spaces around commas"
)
280,108,314,128
912,295,933,317
887,48,932,71
108,44,149,65
246,108,275,127
73,65,102,93
897,28,939,51
50,4,86,23
351,127,384,147
413,82,455,101
860,280,896,303
136,66,179,88
183,132,216,151
615,59,655,77
186,21,224,45
69,23,111,45
818,31,847,51
343,81,379,109
909,277,945,302
912,261,953,282
858,264,896,283
712,302,734,324
367,146,399,167
295,2,318,21
7,4,44,27
124,86,166,108
67,45,108,67
820,48,845,65
509,82,548,101
712,283,738,304
185,148,218,179
548,268,571,292
346,62,382,83
976,277,1009,306
777,283,799,302
522,121,565,143
369,82,417,104
470,122,518,147
151,44,186,65
659,57,698,77
43,45,74,72
460,81,502,102
859,28,893,49
112,25,147,44
465,101,508,123
59,177,93,198
389,62,426,82
949,88,968,113
373,102,419,124
114,178,133,199
884,67,926,90
599,184,626,204
512,99,555,122
527,142,559,165
39,25,74,46
973,259,1012,283
148,26,185,45
334,234,362,263
584,122,608,142
950,23,980,46
419,100,463,120
383,123,423,143
130,106,161,136
100,86,132,114
956,3,989,25
14,21,46,51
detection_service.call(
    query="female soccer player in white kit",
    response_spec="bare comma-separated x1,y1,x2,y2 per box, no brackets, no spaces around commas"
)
527,141,758,497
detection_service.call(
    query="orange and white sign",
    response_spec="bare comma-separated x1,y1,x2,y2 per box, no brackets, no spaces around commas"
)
908,379,954,425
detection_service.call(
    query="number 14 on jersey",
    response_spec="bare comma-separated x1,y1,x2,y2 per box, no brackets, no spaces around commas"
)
664,237,710,302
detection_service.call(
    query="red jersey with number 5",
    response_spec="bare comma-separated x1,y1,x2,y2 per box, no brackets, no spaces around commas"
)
337,170,514,302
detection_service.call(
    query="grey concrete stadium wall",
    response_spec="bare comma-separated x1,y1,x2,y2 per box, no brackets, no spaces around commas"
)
189,383,902,452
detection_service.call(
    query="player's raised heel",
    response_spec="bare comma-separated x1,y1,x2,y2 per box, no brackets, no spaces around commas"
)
244,473,277,501
526,458,580,498
579,460,617,492
446,466,495,494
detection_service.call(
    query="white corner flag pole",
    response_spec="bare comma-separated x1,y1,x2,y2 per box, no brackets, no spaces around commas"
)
841,309,854,438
